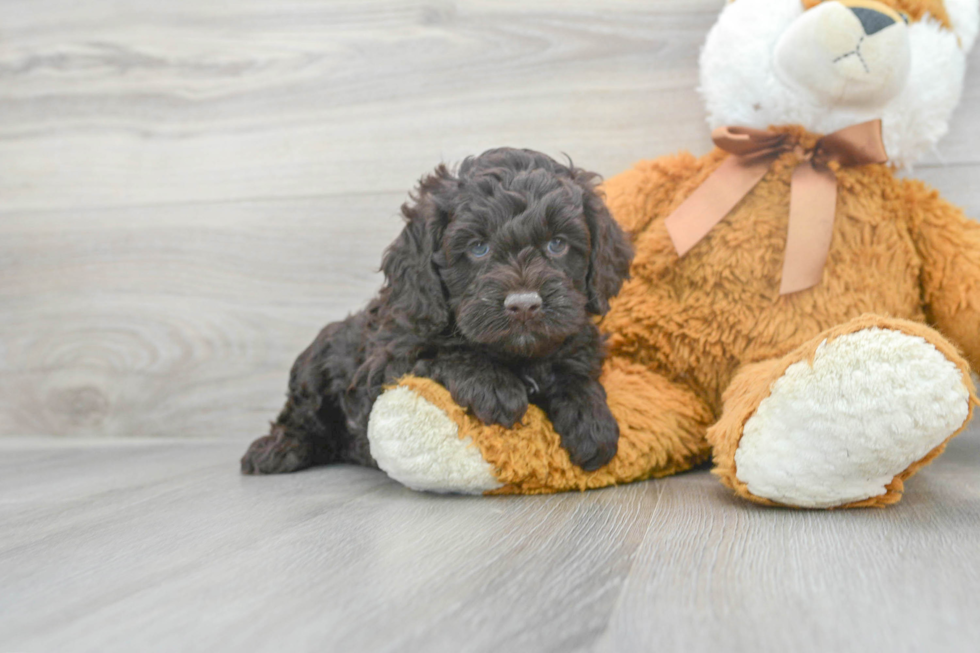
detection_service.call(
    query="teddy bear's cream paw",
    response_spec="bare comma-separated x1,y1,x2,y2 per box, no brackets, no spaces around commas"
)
734,327,971,508
367,386,503,494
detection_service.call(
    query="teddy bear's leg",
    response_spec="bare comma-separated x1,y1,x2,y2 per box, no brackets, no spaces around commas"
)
905,179,980,372
367,357,714,494
708,315,977,509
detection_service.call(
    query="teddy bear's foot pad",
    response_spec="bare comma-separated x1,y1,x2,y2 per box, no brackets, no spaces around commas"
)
368,385,503,494
734,327,971,508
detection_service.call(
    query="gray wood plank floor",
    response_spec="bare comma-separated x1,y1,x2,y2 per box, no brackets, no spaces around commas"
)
2,424,979,653
2,1,979,651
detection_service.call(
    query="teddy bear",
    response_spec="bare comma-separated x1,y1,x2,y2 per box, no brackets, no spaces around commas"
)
364,0,980,508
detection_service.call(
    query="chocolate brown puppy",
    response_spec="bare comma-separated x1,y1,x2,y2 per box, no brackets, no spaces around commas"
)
241,148,633,475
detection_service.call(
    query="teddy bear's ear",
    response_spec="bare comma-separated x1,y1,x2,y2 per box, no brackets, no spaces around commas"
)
944,0,980,50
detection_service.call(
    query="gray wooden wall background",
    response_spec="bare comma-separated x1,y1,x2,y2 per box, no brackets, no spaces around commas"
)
3,0,979,441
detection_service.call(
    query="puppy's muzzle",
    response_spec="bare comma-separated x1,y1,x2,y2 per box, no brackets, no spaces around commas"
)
504,292,543,322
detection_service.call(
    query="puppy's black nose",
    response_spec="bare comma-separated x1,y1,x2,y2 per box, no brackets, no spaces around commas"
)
504,292,543,320
850,6,896,35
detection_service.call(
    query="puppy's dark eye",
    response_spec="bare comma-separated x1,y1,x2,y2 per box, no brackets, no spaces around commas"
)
547,237,568,256
469,241,490,258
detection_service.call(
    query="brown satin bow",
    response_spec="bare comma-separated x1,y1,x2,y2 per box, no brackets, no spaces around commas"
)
664,120,888,295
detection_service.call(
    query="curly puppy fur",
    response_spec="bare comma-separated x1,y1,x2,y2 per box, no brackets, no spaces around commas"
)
241,148,633,475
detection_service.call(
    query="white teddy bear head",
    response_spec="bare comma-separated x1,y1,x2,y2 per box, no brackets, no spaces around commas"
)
700,0,979,167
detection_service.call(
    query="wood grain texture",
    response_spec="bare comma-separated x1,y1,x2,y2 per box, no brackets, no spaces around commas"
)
0,0,721,212
1,2,979,650
0,194,407,438
1,0,977,441
1,423,978,653
1,0,975,212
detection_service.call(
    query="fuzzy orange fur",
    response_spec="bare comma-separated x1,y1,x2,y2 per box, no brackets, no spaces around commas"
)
603,133,979,506
601,126,936,411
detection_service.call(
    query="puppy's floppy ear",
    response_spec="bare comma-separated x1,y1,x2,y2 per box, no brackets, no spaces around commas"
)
380,165,457,336
575,170,633,315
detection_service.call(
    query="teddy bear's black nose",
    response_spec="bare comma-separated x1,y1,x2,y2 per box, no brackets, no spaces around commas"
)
850,6,897,35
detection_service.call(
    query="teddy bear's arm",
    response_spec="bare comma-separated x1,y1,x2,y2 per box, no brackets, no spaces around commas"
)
905,178,980,372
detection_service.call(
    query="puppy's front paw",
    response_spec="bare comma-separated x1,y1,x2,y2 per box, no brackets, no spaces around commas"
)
549,391,619,471
448,368,529,428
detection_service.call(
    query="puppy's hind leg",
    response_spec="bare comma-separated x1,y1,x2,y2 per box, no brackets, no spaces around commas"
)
241,388,348,475
241,318,367,475
240,425,316,475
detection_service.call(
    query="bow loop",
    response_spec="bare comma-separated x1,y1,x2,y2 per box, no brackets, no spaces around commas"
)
664,120,886,295
816,121,889,168
712,126,791,160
